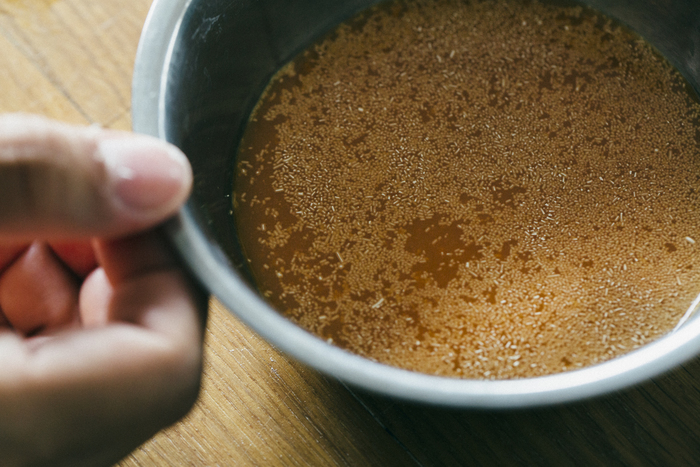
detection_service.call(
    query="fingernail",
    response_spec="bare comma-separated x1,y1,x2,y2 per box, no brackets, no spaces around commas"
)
99,137,192,214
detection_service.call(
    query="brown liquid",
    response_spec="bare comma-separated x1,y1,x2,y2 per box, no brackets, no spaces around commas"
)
234,0,700,379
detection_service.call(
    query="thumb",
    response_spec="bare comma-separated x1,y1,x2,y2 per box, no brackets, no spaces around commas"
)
0,114,192,240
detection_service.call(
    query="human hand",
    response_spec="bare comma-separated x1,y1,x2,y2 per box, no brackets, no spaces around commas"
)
0,114,205,467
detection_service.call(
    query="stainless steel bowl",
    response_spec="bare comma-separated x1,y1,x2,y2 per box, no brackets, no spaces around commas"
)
132,0,700,407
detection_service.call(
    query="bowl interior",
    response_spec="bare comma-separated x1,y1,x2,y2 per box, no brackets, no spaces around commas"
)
134,0,700,407
164,0,376,278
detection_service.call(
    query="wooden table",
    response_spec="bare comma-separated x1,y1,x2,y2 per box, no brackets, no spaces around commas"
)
2,1,700,465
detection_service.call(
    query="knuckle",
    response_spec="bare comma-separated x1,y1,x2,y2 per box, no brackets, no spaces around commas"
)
0,116,110,235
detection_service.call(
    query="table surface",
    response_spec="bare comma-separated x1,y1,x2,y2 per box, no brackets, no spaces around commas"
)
2,0,700,465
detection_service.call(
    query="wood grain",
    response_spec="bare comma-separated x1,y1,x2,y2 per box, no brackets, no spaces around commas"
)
2,0,700,466
353,355,700,466
0,0,149,127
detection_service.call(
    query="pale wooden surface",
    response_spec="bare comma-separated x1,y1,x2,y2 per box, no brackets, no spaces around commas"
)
3,1,700,466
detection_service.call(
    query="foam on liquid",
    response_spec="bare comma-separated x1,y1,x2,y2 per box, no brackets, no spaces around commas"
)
234,0,700,379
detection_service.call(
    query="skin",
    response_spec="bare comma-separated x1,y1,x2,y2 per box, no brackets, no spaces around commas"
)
0,114,206,466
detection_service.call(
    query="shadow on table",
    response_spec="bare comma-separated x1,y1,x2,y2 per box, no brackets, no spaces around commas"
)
348,356,700,466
